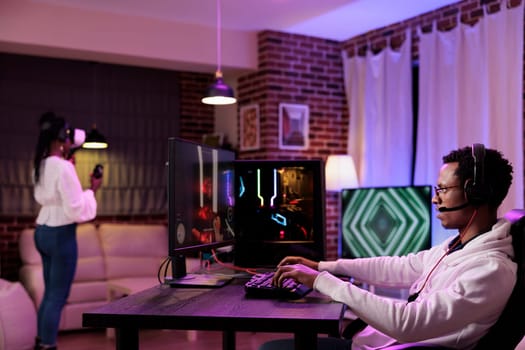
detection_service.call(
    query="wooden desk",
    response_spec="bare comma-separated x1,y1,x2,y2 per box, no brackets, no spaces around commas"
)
83,278,345,350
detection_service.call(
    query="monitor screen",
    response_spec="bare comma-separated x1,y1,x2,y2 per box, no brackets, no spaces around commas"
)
234,159,326,267
167,137,236,285
340,185,432,259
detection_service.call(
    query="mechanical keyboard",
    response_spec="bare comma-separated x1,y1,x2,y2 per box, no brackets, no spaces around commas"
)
244,271,312,299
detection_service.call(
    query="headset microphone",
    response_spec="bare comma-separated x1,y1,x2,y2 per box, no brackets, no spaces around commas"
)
438,202,470,212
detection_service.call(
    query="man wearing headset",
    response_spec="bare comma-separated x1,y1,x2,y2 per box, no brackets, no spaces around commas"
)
265,144,514,350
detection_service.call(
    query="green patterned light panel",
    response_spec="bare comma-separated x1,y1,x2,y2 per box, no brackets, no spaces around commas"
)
340,186,431,258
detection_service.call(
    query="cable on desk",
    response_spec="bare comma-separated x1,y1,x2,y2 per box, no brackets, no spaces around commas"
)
157,250,279,285
158,256,171,285
210,249,258,275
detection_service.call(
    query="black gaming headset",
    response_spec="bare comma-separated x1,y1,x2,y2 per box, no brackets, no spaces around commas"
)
464,143,490,206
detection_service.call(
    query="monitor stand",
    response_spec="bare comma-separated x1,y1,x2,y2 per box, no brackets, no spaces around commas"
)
166,273,233,288
168,255,234,288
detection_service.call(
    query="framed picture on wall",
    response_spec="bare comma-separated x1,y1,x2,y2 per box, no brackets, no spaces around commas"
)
278,103,309,150
240,104,260,151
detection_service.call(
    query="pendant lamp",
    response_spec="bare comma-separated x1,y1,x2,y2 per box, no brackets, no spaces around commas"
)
83,63,109,149
201,0,236,105
83,123,108,149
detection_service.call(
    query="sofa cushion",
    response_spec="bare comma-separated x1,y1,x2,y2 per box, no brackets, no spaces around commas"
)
59,300,107,331
18,223,106,310
108,277,161,299
0,279,37,350
19,223,105,282
68,280,108,303
75,223,106,282
18,264,43,309
18,228,40,265
98,223,168,279
76,223,102,257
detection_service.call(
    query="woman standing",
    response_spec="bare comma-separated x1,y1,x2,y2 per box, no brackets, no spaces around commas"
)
32,112,102,350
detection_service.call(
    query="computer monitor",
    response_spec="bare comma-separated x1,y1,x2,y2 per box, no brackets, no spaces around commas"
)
234,159,326,267
340,185,432,259
167,137,236,287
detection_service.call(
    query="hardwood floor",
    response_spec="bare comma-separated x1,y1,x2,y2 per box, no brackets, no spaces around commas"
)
57,328,290,350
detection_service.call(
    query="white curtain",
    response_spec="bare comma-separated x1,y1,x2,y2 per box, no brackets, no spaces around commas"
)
343,30,413,187
414,3,524,244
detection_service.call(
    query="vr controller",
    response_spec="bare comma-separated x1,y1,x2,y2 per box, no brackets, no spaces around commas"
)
92,164,104,179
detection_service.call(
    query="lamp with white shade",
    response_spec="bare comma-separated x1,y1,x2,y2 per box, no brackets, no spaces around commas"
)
325,155,359,192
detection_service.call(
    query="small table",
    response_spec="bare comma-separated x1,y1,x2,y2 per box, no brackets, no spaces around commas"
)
83,278,345,350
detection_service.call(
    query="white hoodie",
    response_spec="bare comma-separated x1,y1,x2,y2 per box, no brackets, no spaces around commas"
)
315,219,516,350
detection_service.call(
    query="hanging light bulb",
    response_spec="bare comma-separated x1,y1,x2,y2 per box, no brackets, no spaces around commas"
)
83,123,108,149
201,0,236,105
82,63,108,150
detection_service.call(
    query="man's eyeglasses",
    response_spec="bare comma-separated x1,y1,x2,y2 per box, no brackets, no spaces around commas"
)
434,185,461,196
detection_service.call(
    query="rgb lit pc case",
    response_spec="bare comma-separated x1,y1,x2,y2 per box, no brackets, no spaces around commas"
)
234,160,326,267
340,186,432,258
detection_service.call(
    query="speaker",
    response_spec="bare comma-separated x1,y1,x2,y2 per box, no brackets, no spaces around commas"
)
465,143,489,205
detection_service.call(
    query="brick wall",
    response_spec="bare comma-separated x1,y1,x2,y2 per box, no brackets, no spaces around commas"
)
179,72,215,142
237,31,348,159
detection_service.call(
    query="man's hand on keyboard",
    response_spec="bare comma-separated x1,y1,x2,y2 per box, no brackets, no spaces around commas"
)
272,263,319,289
277,256,319,270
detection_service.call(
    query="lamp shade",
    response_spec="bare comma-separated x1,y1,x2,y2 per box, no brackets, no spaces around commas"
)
82,125,108,149
325,155,359,192
201,75,237,105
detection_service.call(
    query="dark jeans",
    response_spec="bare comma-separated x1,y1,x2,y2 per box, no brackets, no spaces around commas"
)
34,223,78,346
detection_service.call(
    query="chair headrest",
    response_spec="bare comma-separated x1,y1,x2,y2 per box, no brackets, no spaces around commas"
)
504,209,525,225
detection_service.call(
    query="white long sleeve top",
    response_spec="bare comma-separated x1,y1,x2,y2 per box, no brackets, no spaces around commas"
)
315,219,516,350
34,156,97,226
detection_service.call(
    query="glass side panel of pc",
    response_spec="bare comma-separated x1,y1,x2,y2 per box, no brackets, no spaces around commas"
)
167,137,235,287
234,159,326,267
340,185,432,259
